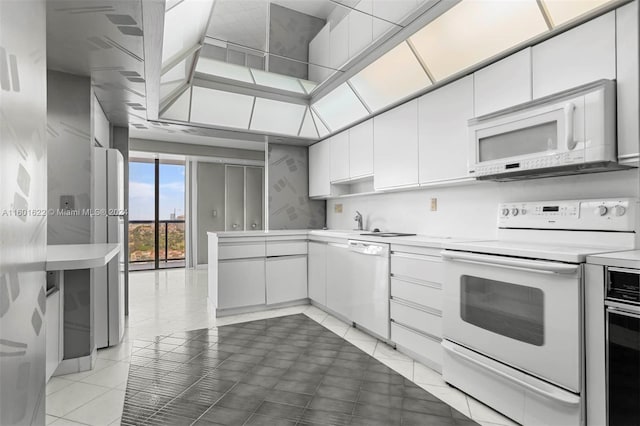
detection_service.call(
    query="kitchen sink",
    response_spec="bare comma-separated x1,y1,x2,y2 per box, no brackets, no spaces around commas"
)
359,232,417,237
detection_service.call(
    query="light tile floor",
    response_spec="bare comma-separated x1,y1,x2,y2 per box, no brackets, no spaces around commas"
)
46,268,518,426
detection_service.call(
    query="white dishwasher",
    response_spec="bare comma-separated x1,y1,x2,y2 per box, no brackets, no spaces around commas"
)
348,240,390,340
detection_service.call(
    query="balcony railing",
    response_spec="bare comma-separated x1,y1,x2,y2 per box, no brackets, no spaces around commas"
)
129,220,185,268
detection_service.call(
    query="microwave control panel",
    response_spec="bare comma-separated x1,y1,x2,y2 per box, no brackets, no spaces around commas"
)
498,199,637,231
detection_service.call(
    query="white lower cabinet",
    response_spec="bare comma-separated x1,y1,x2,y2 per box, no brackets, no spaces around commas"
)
218,258,266,309
308,241,327,305
326,242,353,320
266,255,308,305
390,246,444,370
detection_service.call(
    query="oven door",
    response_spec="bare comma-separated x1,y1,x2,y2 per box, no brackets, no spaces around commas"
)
442,250,582,392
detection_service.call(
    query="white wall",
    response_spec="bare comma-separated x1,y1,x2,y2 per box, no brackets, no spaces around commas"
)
327,169,639,239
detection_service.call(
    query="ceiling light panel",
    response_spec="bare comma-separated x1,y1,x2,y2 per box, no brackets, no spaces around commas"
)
162,0,214,66
161,87,192,122
249,98,307,135
349,41,431,112
312,83,369,132
542,0,612,26
299,108,319,139
409,0,548,81
190,86,254,129
250,69,306,94
311,110,331,138
160,52,195,102
195,57,255,84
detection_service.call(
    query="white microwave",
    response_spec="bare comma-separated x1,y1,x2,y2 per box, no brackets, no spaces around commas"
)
468,80,623,181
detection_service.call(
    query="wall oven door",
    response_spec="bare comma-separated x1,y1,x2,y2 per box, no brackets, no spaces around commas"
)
442,250,582,392
606,303,640,425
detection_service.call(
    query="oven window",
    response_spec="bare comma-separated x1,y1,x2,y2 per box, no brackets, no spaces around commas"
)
478,121,557,162
461,276,544,346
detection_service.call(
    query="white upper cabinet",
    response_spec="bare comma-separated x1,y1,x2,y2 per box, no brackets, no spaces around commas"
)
330,17,350,70
330,131,350,182
532,12,616,98
309,140,331,198
374,99,419,190
349,119,374,178
474,48,532,117
615,0,639,165
419,75,474,184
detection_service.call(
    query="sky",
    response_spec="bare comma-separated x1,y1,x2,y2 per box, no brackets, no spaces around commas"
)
129,162,185,220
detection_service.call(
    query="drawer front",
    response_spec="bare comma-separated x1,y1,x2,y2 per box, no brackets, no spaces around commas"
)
266,240,308,257
219,242,265,260
390,300,442,338
391,322,442,367
391,278,442,313
391,253,443,284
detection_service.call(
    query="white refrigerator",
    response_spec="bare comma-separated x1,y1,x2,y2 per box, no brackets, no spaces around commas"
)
92,147,125,348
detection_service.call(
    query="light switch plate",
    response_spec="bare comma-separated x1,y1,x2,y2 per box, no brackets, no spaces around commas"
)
60,195,74,210
430,198,437,211
334,204,343,213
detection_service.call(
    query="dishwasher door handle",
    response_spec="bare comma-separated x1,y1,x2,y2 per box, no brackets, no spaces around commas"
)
348,240,389,256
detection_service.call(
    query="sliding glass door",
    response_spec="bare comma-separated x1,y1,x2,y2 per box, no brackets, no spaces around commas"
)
129,158,185,270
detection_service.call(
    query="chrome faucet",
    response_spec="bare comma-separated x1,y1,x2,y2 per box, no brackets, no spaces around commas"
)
354,210,363,231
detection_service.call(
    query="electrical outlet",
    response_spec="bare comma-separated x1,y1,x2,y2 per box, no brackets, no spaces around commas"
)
334,203,343,213
212,209,218,218
60,195,74,210
430,198,437,212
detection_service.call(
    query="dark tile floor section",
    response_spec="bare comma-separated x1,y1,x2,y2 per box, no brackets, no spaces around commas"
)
121,314,478,426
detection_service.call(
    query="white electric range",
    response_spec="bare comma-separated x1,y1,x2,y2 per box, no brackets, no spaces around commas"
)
440,198,638,426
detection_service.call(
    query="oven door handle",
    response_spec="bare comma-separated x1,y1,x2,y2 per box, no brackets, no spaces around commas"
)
441,250,579,275
442,341,581,406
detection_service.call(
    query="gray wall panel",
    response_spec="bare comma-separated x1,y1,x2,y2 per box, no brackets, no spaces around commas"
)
0,0,48,424
196,162,225,264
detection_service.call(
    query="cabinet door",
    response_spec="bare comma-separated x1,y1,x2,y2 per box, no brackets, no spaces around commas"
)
309,140,331,198
349,119,374,178
330,132,350,182
474,48,532,116
218,259,265,309
308,242,327,305
225,165,244,231
616,1,639,165
245,167,263,231
266,256,308,305
418,76,474,183
326,243,352,320
373,99,419,190
532,12,616,98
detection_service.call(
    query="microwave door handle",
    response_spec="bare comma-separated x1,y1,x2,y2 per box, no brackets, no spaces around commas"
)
440,250,579,275
564,102,577,150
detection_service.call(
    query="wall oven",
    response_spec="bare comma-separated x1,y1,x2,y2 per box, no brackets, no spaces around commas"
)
605,267,640,426
468,79,621,181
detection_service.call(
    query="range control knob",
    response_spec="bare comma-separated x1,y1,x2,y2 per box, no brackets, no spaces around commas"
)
613,205,627,217
511,208,519,216
595,205,608,216
501,208,510,217
521,209,527,215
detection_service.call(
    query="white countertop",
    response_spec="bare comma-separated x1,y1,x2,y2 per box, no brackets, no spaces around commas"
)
46,243,120,271
587,250,640,269
211,229,458,249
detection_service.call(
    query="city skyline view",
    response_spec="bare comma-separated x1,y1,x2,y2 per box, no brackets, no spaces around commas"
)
129,161,185,220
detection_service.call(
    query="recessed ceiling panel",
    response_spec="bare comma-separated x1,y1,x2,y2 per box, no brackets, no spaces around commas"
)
251,69,306,94
349,41,431,112
409,0,548,81
160,52,195,102
299,108,319,138
250,98,307,135
190,86,254,129
543,0,612,26
161,87,192,122
196,57,255,83
162,0,214,65
312,83,369,132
